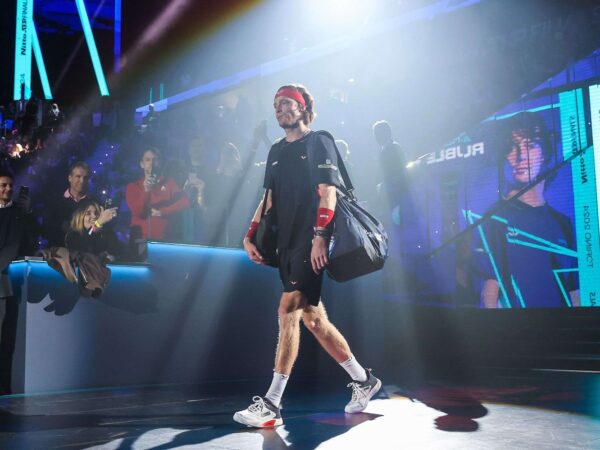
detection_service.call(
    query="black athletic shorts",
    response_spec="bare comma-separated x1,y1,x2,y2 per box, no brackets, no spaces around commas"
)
278,244,323,306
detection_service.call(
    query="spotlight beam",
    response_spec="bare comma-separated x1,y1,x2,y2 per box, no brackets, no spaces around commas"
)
136,0,483,113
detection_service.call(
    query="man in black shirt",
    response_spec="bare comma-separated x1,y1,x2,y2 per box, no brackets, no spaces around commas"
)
372,120,406,208
45,161,94,247
0,170,36,394
234,85,381,428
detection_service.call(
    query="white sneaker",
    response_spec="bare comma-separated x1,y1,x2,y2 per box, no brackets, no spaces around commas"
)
233,396,283,428
345,370,382,413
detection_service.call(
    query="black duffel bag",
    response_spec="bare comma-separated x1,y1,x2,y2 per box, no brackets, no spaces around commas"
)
327,188,388,281
308,131,388,282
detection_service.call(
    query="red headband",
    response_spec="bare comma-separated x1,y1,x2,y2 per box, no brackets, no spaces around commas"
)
275,88,306,107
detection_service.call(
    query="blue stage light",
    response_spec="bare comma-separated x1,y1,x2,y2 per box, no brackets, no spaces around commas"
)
114,0,122,72
74,0,110,96
31,26,53,100
13,0,33,100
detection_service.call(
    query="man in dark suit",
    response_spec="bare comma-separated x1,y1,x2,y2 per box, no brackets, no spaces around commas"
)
0,170,36,395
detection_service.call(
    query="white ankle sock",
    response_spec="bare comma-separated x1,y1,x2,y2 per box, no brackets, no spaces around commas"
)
265,372,289,407
340,356,367,382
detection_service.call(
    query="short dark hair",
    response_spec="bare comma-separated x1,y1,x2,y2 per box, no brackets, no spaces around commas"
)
140,147,161,161
0,169,14,181
69,161,90,176
499,111,557,187
372,120,392,144
499,112,552,161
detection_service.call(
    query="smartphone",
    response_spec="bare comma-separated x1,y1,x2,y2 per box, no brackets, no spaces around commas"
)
19,186,29,196
104,198,113,208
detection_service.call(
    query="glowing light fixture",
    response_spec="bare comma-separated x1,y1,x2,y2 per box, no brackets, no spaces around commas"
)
114,0,122,72
74,0,110,96
31,26,52,100
136,0,482,113
13,0,34,100
317,0,374,26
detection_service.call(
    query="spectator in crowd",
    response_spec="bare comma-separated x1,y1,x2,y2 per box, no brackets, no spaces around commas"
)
65,200,121,260
335,139,353,179
142,103,160,128
0,170,37,395
45,161,94,247
372,120,407,203
125,148,189,241
40,200,117,299
162,158,207,244
216,142,243,178
182,167,206,242
206,142,245,246
45,103,64,130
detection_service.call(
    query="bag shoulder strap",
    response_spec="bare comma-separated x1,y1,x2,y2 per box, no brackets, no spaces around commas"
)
260,139,286,218
308,130,356,199
259,189,269,217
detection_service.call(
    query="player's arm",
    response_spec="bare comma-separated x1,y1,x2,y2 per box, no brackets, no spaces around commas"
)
311,184,336,274
481,279,500,308
569,289,580,307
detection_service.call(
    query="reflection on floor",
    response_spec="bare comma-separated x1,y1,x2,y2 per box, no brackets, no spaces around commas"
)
1,371,600,449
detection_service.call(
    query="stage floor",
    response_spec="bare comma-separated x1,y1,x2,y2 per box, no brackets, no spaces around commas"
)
1,371,599,449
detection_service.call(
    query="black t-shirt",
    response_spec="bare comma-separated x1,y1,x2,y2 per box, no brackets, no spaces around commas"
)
65,228,122,257
45,195,99,247
379,140,407,196
263,131,342,250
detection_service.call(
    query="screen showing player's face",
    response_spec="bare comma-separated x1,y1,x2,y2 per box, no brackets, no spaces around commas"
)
274,97,302,129
506,131,544,185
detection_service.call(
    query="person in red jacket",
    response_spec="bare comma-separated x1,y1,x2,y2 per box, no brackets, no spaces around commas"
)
126,148,189,241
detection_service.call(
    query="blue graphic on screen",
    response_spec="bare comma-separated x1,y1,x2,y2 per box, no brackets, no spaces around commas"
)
466,208,578,308
560,89,599,306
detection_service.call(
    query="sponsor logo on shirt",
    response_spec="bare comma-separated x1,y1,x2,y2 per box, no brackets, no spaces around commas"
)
318,159,338,170
272,161,279,166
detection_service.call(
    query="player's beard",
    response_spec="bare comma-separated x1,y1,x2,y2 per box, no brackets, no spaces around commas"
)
280,118,301,129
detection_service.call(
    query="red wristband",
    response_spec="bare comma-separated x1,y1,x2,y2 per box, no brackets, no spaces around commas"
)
316,208,334,228
246,221,259,239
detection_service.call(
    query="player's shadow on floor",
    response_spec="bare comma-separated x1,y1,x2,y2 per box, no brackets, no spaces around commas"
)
24,269,158,316
408,386,488,432
119,410,383,450
0,404,382,450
